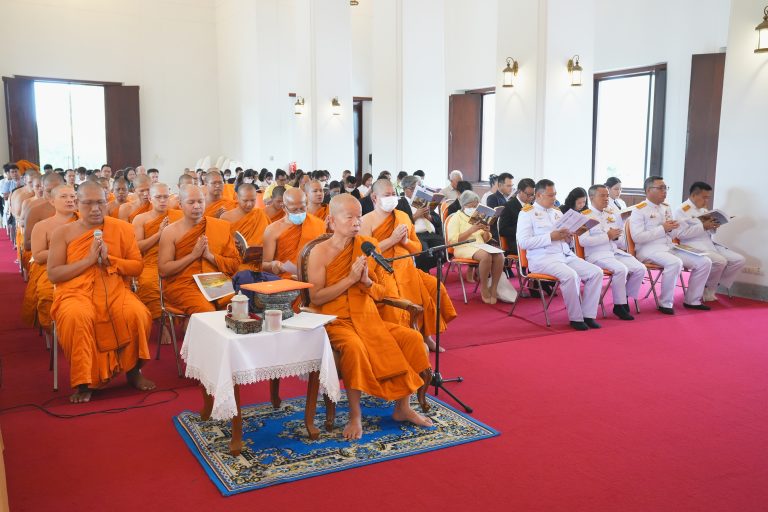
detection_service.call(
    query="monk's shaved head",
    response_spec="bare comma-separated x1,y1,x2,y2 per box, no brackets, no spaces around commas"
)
236,184,257,213
150,182,170,195
77,180,106,200
328,193,362,236
178,184,202,203
204,170,224,184
51,184,76,198
24,170,40,183
134,174,151,188
329,193,361,217
178,174,195,187
112,177,129,191
371,178,394,196
237,183,257,196
271,186,286,200
43,172,64,187
283,188,306,207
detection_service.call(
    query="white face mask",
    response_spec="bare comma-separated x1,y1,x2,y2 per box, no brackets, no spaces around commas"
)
463,207,476,216
379,195,399,213
243,178,253,184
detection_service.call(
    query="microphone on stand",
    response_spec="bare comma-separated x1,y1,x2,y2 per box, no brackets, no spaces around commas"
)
361,241,394,274
94,229,103,266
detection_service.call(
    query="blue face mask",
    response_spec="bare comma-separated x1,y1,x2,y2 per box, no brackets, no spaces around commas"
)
287,211,306,225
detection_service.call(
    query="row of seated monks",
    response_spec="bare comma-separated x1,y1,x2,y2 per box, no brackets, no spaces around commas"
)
14,169,457,440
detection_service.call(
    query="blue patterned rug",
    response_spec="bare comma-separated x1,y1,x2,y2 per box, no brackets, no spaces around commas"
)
174,392,499,495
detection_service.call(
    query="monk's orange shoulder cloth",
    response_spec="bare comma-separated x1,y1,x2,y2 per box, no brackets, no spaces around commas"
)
311,235,423,400
204,198,237,218
310,204,329,221
274,214,326,278
128,201,152,223
268,209,286,224
50,217,151,388
21,261,45,327
222,183,236,200
137,210,184,318
144,210,184,264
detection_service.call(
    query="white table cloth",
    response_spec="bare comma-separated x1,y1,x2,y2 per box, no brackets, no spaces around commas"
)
181,311,340,421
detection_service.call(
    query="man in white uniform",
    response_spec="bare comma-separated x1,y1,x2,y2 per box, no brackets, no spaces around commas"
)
629,176,712,314
517,179,603,331
579,185,645,321
673,181,745,301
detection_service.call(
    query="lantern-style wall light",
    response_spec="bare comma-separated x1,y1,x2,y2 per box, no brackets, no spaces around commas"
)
502,57,519,87
567,55,583,86
331,97,341,115
756,6,768,53
294,97,305,115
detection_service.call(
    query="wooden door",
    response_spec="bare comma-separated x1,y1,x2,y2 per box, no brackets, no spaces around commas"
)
682,53,725,201
104,85,141,169
448,93,482,182
2,76,39,164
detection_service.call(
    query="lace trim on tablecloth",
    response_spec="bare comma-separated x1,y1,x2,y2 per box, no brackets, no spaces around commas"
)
231,360,322,385
184,365,238,421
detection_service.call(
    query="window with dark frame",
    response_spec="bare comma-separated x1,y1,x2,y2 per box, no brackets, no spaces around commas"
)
592,64,667,192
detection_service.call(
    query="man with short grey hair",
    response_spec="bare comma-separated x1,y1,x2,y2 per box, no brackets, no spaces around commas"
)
440,170,464,204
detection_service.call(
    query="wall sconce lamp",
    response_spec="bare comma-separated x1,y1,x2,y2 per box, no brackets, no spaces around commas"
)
567,55,583,86
294,96,305,115
331,97,341,115
502,57,519,87
350,0,359,5
756,6,768,53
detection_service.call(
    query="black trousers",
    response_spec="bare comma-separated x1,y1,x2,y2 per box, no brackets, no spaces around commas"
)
414,231,445,273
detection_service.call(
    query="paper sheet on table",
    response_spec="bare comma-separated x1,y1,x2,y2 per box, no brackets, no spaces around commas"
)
282,312,338,331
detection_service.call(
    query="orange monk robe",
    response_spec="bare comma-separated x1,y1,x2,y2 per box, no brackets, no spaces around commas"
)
273,215,326,279
371,209,457,336
311,236,428,400
16,160,39,175
50,217,151,389
107,205,121,218
35,269,55,332
136,210,184,319
222,183,236,201
107,192,116,202
128,201,153,223
204,198,238,218
310,204,329,221
268,209,286,224
163,217,240,315
21,261,45,326
228,208,270,272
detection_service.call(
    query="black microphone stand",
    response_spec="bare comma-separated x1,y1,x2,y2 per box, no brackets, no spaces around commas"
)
386,239,473,413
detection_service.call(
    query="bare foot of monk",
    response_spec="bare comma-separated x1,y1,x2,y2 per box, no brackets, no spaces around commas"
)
393,398,433,427
424,335,445,353
70,385,92,403
160,324,173,345
343,414,363,441
126,368,156,391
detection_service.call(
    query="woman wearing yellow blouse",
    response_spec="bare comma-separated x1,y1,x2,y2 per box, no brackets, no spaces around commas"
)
446,191,505,304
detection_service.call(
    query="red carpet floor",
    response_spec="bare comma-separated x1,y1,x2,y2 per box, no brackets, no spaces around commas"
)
2,230,768,511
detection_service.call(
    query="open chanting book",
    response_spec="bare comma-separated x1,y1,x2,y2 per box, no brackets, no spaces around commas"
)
193,272,235,301
555,209,600,234
697,209,731,225
673,243,708,257
468,204,504,226
234,231,264,266
410,187,445,210
615,205,637,221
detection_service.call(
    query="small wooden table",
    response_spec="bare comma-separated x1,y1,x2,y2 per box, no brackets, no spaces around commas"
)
181,311,340,456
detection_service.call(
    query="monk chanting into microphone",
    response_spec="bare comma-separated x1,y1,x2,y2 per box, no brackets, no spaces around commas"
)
203,171,237,218
360,179,457,352
262,188,326,278
158,185,240,314
307,194,433,440
133,183,184,342
24,185,78,336
107,178,130,218
220,183,270,272
47,181,154,403
119,175,153,223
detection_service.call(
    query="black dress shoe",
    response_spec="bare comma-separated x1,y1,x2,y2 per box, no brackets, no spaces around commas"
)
584,318,601,329
622,303,631,313
658,306,674,315
570,321,588,331
683,303,711,311
613,305,635,320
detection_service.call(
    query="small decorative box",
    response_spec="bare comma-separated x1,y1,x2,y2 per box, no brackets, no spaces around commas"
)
225,313,263,334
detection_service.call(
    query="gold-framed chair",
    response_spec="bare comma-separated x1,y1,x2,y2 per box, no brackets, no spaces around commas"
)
293,233,433,433
507,248,561,327
156,276,185,377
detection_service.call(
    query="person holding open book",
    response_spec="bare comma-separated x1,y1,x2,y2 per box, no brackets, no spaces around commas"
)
517,179,604,330
446,191,505,304
629,176,712,314
673,181,745,301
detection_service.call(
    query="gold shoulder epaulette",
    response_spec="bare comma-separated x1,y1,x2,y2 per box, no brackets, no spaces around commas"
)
635,202,647,209
682,204,691,212
522,204,534,212
581,208,592,215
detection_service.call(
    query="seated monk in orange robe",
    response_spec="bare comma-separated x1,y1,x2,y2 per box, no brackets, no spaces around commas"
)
169,174,195,210
222,182,236,201
47,182,154,404
23,185,78,334
22,172,64,254
17,174,44,274
133,183,184,342
304,179,329,222
203,170,237,218
263,186,287,224
262,188,326,279
96,178,115,202
107,178,130,218
10,171,39,226
158,185,240,314
308,194,433,440
220,183,270,272
360,179,457,352
119,175,153,223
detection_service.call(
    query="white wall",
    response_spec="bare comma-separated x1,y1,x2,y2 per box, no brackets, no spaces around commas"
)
594,0,731,196
0,0,220,175
444,0,497,93
714,0,768,295
350,0,374,98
